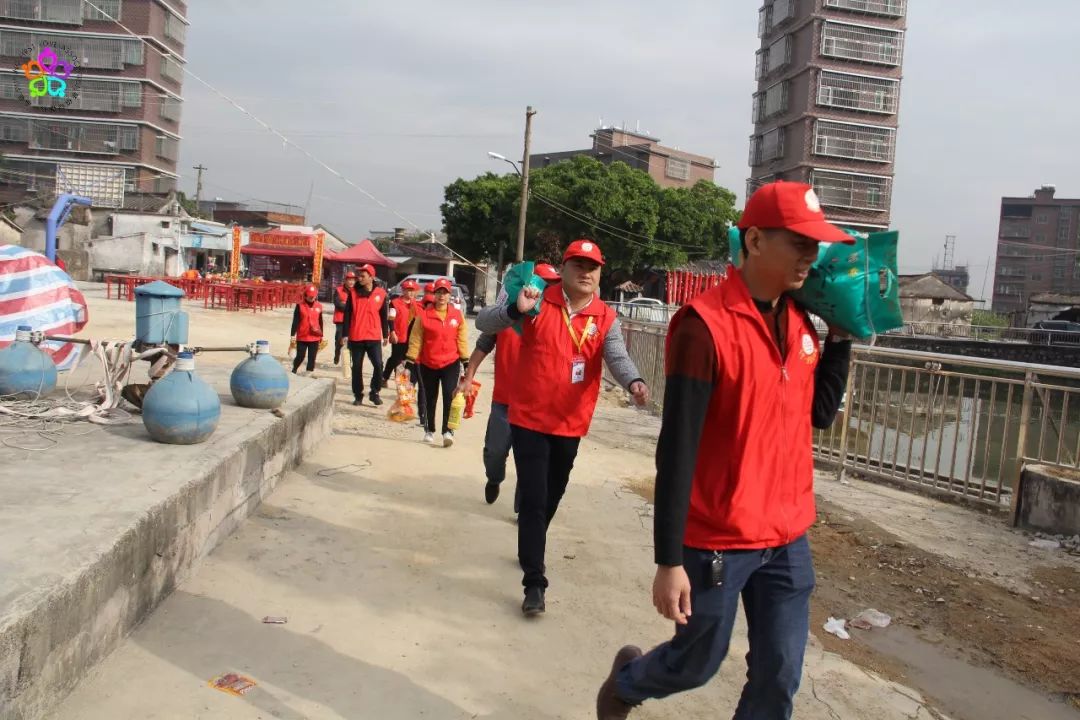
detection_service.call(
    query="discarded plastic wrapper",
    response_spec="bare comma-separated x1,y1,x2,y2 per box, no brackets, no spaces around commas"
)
387,369,418,423
209,672,257,696
823,616,850,640
1029,538,1061,550
262,616,288,624
729,227,903,340
850,608,891,631
463,379,481,419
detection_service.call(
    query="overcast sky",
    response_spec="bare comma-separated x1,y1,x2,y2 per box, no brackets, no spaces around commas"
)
176,1,1080,300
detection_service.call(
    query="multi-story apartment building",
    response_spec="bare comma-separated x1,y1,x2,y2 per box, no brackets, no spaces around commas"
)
0,0,186,206
531,126,716,190
992,185,1080,319
748,0,906,230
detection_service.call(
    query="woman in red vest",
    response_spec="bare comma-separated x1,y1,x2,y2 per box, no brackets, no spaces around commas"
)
382,279,420,385
332,271,356,366
289,285,324,375
476,240,649,617
406,278,469,447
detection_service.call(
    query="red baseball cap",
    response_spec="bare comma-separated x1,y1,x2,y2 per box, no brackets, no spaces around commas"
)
563,239,604,266
401,279,420,291
304,285,318,298
535,263,560,282
737,181,854,244
344,271,357,280
357,263,376,276
432,278,453,292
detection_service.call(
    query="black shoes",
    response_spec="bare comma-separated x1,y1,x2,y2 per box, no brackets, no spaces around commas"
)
352,398,363,406
369,395,383,406
485,481,500,504
596,645,642,719
522,587,545,617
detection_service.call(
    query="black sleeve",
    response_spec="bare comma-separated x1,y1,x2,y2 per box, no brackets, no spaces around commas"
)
654,310,717,567
341,292,353,330
811,339,852,429
319,310,325,335
380,299,389,340
290,305,300,336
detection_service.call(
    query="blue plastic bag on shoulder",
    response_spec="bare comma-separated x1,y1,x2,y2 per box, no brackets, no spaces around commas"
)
728,226,903,340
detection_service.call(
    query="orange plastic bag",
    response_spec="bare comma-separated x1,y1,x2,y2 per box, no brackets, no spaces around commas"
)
463,380,481,419
387,369,417,422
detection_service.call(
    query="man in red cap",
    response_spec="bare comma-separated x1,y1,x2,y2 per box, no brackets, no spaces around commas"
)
332,271,356,366
342,263,389,406
459,262,561,508
383,279,421,386
478,241,649,617
289,285,324,375
595,181,854,720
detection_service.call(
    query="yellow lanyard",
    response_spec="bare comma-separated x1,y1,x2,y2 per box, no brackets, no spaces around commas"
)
562,308,594,353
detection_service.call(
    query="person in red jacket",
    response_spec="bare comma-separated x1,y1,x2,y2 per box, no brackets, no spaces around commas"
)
382,279,420,385
289,285,324,375
406,278,469,447
458,262,561,508
422,282,435,308
595,181,854,720
342,263,389,406
477,240,649,617
332,271,356,365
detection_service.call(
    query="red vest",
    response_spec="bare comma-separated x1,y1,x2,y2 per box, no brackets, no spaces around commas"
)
679,267,819,551
418,305,465,369
347,286,386,341
296,301,323,342
333,286,348,323
389,297,415,343
509,284,615,438
492,328,522,406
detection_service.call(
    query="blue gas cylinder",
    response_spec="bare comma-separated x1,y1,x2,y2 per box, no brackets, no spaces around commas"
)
142,352,221,444
230,340,290,409
0,325,58,398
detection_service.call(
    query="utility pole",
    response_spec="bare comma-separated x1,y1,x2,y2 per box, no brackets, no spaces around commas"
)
514,106,536,263
192,164,207,211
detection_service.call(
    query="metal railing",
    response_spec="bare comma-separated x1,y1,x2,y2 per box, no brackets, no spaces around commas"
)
888,322,1080,345
610,301,677,326
824,0,906,17
616,320,1080,513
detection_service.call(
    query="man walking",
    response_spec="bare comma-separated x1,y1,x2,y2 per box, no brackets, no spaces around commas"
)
342,263,388,406
332,271,355,367
477,241,649,617
595,181,854,719
459,263,561,508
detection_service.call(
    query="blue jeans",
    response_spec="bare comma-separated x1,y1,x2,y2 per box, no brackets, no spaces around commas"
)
616,536,816,719
483,402,512,485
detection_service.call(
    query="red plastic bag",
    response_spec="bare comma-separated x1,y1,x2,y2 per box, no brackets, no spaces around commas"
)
463,380,481,419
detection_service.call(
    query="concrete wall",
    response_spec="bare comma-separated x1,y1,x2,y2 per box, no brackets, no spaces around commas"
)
1018,465,1080,536
900,297,973,326
86,233,161,277
875,334,1080,367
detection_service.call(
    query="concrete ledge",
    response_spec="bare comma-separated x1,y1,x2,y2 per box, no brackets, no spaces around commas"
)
0,371,335,720
1018,463,1080,536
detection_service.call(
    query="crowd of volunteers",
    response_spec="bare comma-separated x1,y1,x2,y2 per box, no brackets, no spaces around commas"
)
285,181,853,720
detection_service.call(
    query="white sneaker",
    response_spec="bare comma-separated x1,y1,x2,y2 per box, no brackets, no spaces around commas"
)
443,431,454,448
423,432,435,444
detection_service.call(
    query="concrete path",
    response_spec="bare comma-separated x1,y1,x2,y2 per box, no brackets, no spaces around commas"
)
52,347,941,719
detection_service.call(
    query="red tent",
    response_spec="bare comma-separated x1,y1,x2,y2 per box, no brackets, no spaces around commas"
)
328,239,396,267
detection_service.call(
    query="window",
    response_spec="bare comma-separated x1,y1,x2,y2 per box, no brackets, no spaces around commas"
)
665,157,690,181
0,115,27,142
821,21,904,66
1054,266,1066,279
161,55,183,83
0,30,142,69
83,0,121,21
1035,213,1048,224
121,82,142,108
817,70,898,114
823,0,906,17
159,96,181,122
1031,272,1042,281
750,127,785,166
164,12,187,45
810,169,891,211
1,0,82,24
813,120,895,162
0,75,18,100
118,125,138,151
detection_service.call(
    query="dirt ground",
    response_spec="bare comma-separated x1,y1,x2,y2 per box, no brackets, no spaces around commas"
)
46,287,1080,719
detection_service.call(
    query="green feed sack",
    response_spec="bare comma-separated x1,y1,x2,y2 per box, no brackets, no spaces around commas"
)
501,261,546,335
728,226,903,340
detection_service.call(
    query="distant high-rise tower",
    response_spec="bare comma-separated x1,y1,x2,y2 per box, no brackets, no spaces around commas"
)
748,0,906,230
0,1,187,205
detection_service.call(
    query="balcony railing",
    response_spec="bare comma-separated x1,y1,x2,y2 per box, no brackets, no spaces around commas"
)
0,0,82,24
0,30,143,69
817,70,898,114
756,35,792,79
749,128,785,166
27,118,138,155
824,0,905,18
813,120,895,162
821,21,903,65
811,169,891,211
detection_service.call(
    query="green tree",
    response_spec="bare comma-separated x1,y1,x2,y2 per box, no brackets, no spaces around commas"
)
655,181,739,265
440,172,520,262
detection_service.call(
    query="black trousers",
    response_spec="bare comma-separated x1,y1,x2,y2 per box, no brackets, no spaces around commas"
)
382,342,409,382
349,340,383,401
333,324,345,363
418,361,460,434
510,424,582,590
292,341,319,372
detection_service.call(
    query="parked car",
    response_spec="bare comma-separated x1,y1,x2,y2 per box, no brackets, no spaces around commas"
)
1030,320,1080,346
615,297,672,325
389,274,465,313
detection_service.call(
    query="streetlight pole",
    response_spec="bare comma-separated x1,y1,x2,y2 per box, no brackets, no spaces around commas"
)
515,106,536,263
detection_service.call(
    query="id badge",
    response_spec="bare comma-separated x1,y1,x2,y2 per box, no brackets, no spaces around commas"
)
570,355,586,384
